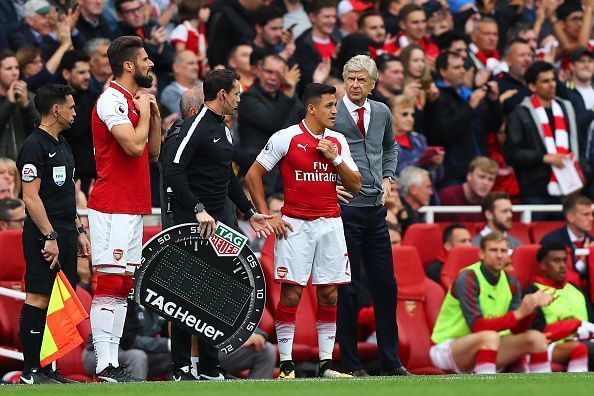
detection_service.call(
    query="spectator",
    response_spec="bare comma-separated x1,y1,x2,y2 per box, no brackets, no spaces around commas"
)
388,223,402,246
160,50,199,115
0,179,12,200
399,44,438,111
0,50,36,161
553,0,593,70
468,16,502,74
425,0,453,38
84,37,112,95
433,30,474,88
77,0,113,42
0,157,20,198
237,53,304,193
488,123,519,199
266,193,284,215
398,166,432,233
337,0,372,38
112,0,174,76
425,223,472,283
0,0,23,38
206,0,265,68
281,0,312,40
429,51,502,183
60,50,97,196
371,54,406,105
438,156,498,222
394,4,439,64
471,191,523,250
227,44,255,92
293,0,341,92
540,194,593,284
389,95,443,195
430,232,554,374
0,198,25,231
524,242,593,373
169,0,210,79
358,11,397,59
83,300,171,380
9,0,53,53
505,22,538,53
504,61,582,208
494,38,533,114
380,0,404,36
252,6,295,63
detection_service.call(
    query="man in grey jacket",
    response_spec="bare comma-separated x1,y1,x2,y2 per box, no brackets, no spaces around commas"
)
334,55,409,376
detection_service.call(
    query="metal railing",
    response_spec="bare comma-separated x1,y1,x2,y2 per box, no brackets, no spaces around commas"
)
419,204,564,224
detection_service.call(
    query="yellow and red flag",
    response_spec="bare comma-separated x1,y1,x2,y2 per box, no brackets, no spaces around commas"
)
40,271,89,367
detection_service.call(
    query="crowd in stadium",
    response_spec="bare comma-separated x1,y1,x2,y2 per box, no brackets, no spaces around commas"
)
2,0,594,384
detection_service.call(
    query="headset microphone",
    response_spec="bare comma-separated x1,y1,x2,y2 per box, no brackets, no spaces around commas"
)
57,112,75,127
223,93,238,111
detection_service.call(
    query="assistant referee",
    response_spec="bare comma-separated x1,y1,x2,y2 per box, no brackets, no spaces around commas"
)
17,84,91,385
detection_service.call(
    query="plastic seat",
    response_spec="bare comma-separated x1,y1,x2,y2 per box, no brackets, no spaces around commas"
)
440,246,480,291
424,278,445,330
530,222,565,244
401,223,442,267
508,223,531,245
508,244,541,288
56,287,92,382
0,295,24,372
392,246,444,374
0,230,26,287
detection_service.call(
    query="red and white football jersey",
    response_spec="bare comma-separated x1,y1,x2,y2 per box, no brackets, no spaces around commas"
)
256,121,358,220
88,81,151,214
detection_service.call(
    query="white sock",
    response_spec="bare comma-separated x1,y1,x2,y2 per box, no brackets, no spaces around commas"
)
90,296,116,373
316,321,336,361
528,352,551,373
275,321,296,362
109,297,127,368
567,344,588,373
191,356,199,378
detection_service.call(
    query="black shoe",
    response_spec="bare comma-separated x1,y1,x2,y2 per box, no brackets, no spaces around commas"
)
96,365,143,383
348,369,370,377
43,368,79,383
318,359,353,379
198,367,225,381
381,366,413,376
172,367,198,381
278,360,296,379
19,368,60,384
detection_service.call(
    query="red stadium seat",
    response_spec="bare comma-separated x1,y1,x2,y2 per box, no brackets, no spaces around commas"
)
56,288,92,382
392,246,444,374
0,230,26,288
508,244,541,289
508,223,531,245
440,246,480,291
0,295,24,372
401,223,442,267
424,278,445,330
530,221,565,244
142,226,162,244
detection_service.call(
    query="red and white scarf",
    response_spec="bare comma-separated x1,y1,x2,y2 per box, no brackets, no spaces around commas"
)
531,95,582,196
469,43,500,72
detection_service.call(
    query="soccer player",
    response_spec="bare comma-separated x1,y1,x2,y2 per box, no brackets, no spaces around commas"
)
17,84,91,384
87,36,161,382
430,232,554,374
245,83,362,379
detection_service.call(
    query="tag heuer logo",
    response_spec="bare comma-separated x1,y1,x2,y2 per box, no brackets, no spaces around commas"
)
209,223,248,257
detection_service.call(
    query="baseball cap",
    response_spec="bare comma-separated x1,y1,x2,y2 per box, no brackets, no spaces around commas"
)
570,47,594,63
23,0,53,17
337,0,373,17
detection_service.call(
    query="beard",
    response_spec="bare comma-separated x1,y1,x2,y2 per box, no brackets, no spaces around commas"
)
134,69,153,88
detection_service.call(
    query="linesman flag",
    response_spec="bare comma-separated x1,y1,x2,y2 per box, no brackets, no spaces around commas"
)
40,271,89,367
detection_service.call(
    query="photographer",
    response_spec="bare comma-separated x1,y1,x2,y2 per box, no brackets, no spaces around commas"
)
425,51,502,186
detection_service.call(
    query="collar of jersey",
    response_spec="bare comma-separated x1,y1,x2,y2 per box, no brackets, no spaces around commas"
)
36,127,60,145
299,120,326,141
110,81,134,99
204,106,225,123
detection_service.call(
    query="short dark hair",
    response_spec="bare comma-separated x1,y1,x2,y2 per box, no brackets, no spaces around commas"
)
505,22,534,44
562,193,593,215
0,49,16,67
358,10,382,30
34,84,73,116
60,50,90,72
399,3,424,22
536,241,568,263
260,53,287,68
178,0,208,21
436,51,462,77
375,54,401,73
481,191,511,215
433,30,467,51
524,61,554,85
302,83,336,107
115,0,136,12
107,35,145,77
503,38,530,58
309,0,338,14
0,198,24,221
254,5,283,27
203,69,240,101
556,0,583,21
479,231,508,250
443,223,468,244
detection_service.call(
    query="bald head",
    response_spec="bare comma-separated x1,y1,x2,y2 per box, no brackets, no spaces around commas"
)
180,85,205,119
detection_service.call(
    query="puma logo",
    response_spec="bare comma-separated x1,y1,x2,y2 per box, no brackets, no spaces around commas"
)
297,143,308,152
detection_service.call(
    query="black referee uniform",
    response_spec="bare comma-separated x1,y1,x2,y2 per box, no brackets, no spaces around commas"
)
17,127,78,294
165,106,255,377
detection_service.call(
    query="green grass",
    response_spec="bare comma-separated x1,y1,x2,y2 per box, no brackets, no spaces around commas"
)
3,374,594,396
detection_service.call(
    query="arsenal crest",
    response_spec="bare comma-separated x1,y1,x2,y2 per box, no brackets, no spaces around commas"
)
113,249,124,261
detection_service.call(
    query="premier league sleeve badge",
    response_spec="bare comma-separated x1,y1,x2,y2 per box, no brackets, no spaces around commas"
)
133,223,266,354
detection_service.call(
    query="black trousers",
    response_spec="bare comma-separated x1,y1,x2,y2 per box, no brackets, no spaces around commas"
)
170,200,238,372
336,205,402,371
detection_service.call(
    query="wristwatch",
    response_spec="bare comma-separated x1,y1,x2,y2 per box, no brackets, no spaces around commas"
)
245,208,257,220
44,230,58,240
387,176,396,184
194,203,205,214
77,226,87,235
